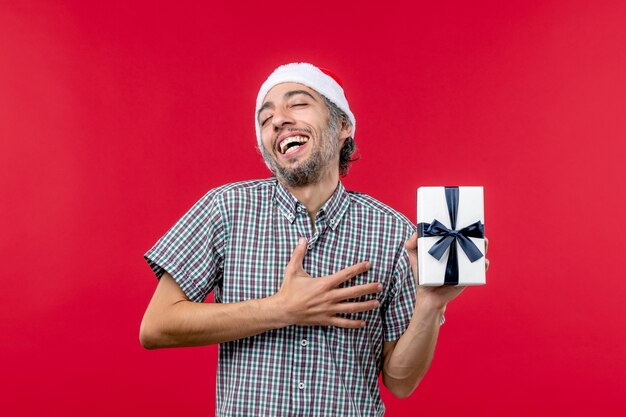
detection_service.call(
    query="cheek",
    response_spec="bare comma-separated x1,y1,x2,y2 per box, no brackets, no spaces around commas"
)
260,132,274,151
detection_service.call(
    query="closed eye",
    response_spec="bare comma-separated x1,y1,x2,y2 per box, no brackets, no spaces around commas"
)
261,115,272,126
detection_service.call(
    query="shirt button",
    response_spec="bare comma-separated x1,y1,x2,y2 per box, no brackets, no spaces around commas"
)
297,206,304,212
301,339,308,347
298,382,305,390
307,244,313,250
330,219,335,225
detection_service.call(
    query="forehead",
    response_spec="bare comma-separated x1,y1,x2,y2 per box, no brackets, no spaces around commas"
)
262,82,322,105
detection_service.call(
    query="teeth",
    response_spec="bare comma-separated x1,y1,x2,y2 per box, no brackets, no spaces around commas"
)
279,135,309,154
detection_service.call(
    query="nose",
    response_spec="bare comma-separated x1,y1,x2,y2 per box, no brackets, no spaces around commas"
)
271,106,295,131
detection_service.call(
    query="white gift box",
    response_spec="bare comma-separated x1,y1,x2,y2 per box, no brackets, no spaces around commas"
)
417,186,486,286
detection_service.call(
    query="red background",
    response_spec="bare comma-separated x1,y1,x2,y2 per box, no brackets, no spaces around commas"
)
1,1,625,415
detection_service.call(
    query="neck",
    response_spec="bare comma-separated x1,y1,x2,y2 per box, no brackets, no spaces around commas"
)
280,168,340,220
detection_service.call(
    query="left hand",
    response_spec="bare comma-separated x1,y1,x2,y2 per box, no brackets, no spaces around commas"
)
404,233,490,311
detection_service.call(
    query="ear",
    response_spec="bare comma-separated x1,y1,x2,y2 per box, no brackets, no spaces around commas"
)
338,118,353,146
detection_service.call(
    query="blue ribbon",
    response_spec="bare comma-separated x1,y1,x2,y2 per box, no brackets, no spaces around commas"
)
417,187,485,285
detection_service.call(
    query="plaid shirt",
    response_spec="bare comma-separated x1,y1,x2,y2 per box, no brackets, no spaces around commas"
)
145,179,416,417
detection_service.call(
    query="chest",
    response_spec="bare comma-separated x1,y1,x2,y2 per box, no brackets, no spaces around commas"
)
217,205,397,304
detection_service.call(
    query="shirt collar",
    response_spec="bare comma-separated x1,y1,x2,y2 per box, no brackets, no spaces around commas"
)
319,181,350,230
273,179,350,230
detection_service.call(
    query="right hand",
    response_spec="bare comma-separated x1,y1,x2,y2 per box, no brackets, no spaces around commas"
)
273,237,382,328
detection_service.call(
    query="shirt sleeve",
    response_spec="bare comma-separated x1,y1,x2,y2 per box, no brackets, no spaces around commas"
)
382,232,417,341
144,189,228,302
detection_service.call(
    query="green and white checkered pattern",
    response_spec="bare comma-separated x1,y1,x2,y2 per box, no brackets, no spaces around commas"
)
145,179,416,417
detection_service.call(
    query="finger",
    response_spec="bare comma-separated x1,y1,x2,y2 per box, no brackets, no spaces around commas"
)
484,237,489,254
404,232,418,252
327,317,366,329
332,282,382,301
485,258,490,272
333,299,380,314
285,237,308,276
327,261,371,287
405,233,419,281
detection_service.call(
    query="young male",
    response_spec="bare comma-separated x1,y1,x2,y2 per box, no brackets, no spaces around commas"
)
140,63,484,416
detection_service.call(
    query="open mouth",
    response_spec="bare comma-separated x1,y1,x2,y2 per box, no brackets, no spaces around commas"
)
278,135,309,155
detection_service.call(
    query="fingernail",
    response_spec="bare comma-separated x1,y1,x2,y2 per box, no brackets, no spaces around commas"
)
298,237,306,246
377,283,383,291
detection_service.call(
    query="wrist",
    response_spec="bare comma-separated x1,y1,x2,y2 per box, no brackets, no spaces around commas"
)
263,293,291,328
415,290,447,314
407,299,445,333
410,292,445,325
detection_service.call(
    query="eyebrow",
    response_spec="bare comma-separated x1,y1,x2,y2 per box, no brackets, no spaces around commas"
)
257,90,317,121
284,90,317,101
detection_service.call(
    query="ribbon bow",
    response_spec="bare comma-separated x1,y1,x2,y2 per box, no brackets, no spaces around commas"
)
417,187,484,285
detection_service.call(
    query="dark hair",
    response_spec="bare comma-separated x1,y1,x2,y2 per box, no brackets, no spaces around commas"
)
321,95,360,176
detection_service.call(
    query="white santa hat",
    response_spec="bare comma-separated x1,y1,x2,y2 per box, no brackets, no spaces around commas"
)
255,62,356,147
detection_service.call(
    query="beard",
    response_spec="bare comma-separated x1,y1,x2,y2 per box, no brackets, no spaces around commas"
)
261,124,339,187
